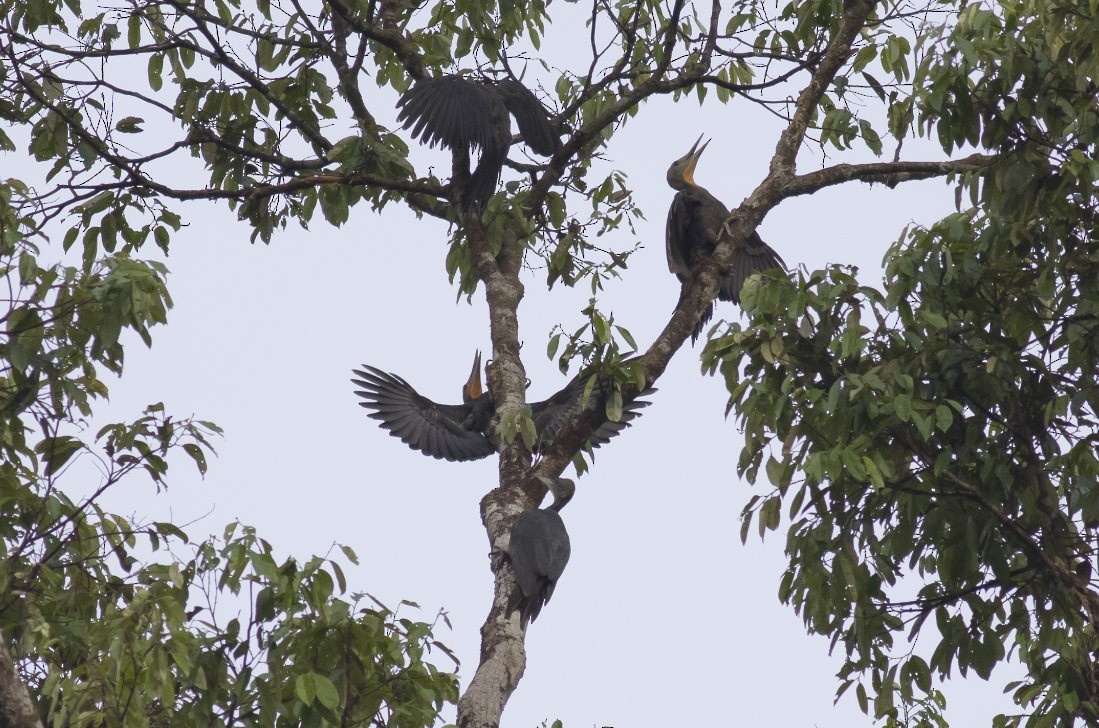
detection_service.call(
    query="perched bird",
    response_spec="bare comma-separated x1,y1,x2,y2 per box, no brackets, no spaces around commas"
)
397,74,561,211
666,135,787,341
507,475,574,628
351,352,652,462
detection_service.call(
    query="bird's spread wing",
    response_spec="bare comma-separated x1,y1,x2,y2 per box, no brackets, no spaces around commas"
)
588,388,655,447
396,76,500,153
493,79,561,157
532,375,654,452
719,231,788,304
351,365,496,462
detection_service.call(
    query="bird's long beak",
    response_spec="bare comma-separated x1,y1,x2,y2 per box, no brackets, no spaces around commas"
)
683,134,710,185
466,350,484,399
534,475,576,511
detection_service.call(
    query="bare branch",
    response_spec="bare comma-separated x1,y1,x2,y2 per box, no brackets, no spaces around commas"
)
702,0,722,67
785,153,996,196
330,11,376,128
58,172,445,203
771,0,879,178
323,0,427,80
164,0,334,154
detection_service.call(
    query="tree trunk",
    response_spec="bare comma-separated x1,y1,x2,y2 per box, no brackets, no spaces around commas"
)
0,637,43,728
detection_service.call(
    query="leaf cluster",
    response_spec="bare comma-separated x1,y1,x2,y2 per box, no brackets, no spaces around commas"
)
2,168,457,728
707,50,1097,728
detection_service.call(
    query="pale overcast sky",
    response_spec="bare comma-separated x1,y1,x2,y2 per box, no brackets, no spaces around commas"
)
11,3,1023,725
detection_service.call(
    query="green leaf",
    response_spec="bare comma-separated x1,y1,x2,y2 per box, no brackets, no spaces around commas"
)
547,333,561,361
758,497,780,537
182,443,207,475
547,192,565,227
934,405,953,432
765,456,784,487
313,674,340,709
605,388,623,422
340,544,359,564
592,311,611,343
922,310,947,329
148,52,164,91
862,457,884,489
295,673,316,705
127,11,142,48
859,119,883,156
894,393,911,421
615,325,638,351
115,116,144,133
519,408,538,449
36,436,85,477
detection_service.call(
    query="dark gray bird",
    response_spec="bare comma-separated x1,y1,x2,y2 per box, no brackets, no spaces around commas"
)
507,475,574,628
666,135,787,342
397,74,561,211
351,352,653,462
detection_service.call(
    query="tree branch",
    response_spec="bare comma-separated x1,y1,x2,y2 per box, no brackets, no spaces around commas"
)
456,215,535,728
323,0,428,80
785,153,996,196
57,172,444,204
770,0,879,179
941,470,1099,615
163,1,334,155
329,11,377,129
527,2,891,477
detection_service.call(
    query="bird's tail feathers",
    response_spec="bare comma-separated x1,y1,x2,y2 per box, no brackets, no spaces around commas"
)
522,596,544,627
691,300,715,344
464,146,506,211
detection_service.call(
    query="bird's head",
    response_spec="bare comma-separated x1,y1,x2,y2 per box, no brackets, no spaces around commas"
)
463,350,485,403
536,475,576,512
666,134,710,191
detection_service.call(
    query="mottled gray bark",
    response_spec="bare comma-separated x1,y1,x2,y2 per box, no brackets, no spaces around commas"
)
456,217,536,728
0,637,43,728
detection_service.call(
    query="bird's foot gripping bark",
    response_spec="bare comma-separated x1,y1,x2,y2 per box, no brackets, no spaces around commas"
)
489,547,510,572
720,217,738,241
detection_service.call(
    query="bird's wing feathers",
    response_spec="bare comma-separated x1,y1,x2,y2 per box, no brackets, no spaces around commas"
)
351,365,496,462
668,187,786,309
665,192,694,281
508,512,547,596
587,388,655,448
508,510,571,626
396,76,499,152
718,231,788,304
493,79,561,156
532,375,654,452
397,75,558,211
